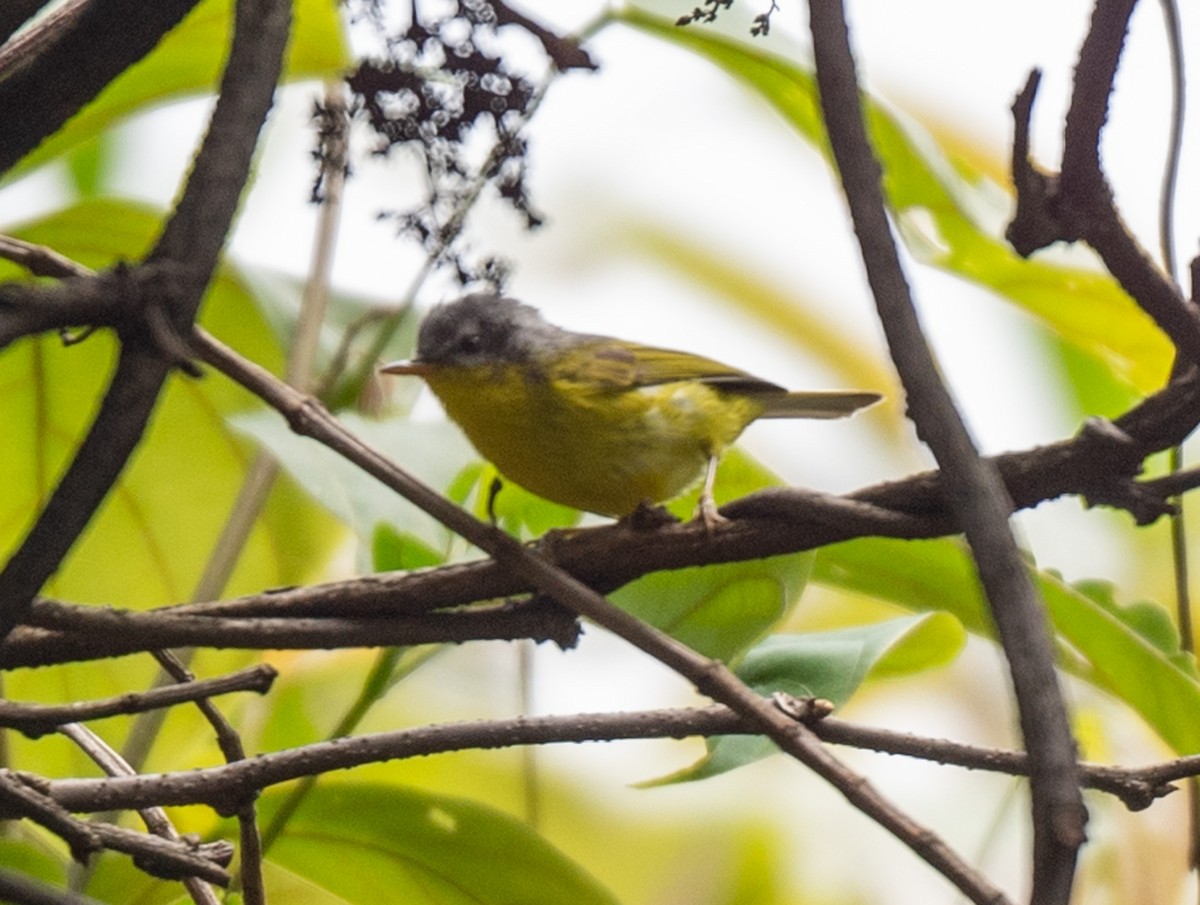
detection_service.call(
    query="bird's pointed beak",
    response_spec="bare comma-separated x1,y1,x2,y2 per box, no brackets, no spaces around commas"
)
381,359,433,377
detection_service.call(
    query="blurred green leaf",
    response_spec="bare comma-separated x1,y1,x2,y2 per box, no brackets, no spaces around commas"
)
233,411,474,557
615,8,1172,393
620,222,897,416
614,450,812,663
815,537,1200,753
373,523,445,571
258,783,620,905
455,461,584,537
1039,573,1200,753
656,613,964,782
65,133,115,198
615,557,810,664
813,538,993,635
237,265,422,413
0,837,69,891
1043,332,1143,421
7,0,348,179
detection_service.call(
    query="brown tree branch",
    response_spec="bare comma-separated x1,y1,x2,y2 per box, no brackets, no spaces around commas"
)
0,664,276,736
0,769,231,886
1007,0,1200,369
148,652,262,905
0,770,100,862
0,598,579,669
36,706,1183,816
79,823,231,886
805,7,1084,901
58,722,223,903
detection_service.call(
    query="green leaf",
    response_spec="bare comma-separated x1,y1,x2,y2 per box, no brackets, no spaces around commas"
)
65,133,115,198
237,265,424,413
1038,574,1200,753
456,461,585,537
8,0,349,178
259,783,620,905
813,537,993,635
657,614,965,782
0,837,69,890
616,558,811,664
618,223,896,410
373,523,445,571
1044,332,1143,420
613,450,812,663
233,411,475,556
814,537,1200,754
614,8,1171,393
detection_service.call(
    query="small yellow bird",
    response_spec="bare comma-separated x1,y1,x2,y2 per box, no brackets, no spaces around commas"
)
383,293,880,525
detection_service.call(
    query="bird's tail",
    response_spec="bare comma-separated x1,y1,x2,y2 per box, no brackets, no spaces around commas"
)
756,390,882,419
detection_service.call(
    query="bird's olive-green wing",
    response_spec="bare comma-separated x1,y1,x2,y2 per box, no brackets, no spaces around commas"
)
549,338,787,394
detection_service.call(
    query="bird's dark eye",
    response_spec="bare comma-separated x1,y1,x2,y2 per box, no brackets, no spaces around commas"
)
458,332,482,354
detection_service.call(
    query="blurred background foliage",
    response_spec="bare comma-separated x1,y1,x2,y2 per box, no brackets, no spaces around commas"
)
1,0,1197,903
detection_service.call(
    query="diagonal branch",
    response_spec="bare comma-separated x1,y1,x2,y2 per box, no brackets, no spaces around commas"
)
58,722,224,902
0,0,51,48
805,3,1084,903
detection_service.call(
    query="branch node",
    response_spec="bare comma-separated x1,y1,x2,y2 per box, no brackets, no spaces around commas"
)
772,692,835,723
1005,69,1073,257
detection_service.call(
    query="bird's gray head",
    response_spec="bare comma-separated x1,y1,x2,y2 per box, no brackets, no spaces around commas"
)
414,293,566,367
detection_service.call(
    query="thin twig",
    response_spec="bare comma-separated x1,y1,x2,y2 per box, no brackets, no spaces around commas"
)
150,652,262,905
0,234,93,279
58,723,222,904
1153,0,1196,880
0,664,275,736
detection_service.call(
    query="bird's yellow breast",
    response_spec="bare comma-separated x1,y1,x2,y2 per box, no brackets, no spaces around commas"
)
424,362,762,516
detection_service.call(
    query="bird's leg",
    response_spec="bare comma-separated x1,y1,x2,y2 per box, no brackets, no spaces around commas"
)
486,475,504,526
694,455,727,529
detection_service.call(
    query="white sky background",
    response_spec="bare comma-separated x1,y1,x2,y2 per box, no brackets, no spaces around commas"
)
3,1,1198,902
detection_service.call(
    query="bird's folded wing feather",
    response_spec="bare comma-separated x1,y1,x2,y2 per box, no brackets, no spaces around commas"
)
553,340,785,394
